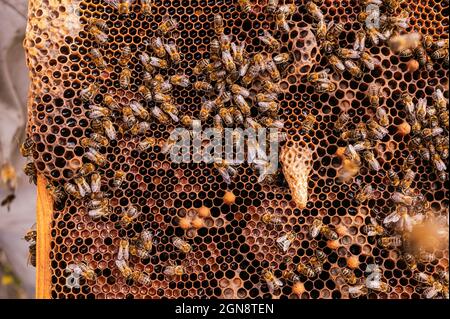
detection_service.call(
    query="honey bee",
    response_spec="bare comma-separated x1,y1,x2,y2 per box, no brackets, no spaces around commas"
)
367,83,384,108
301,114,316,133
342,268,358,285
431,47,449,61
341,125,368,142
328,55,345,72
306,1,324,21
348,284,368,298
112,170,126,188
315,81,336,93
118,45,132,67
266,0,279,13
180,115,199,130
119,68,131,89
361,51,380,70
376,106,389,127
259,117,284,129
399,48,414,57
20,137,35,158
335,112,350,132
117,0,132,15
378,236,402,248
307,68,330,83
432,152,447,174
262,269,283,293
46,184,66,205
115,258,133,279
344,144,361,164
164,262,185,277
148,36,166,59
310,218,338,240
241,64,260,86
273,53,291,66
23,162,37,185
221,50,236,73
169,74,190,88
213,158,237,184
80,83,100,102
89,48,107,69
137,137,157,152
84,147,107,167
138,52,154,73
87,25,109,45
90,172,101,194
80,137,103,150
91,119,104,134
275,12,290,33
297,263,316,278
362,217,385,236
414,46,433,72
400,93,415,116
355,184,375,204
261,213,283,226
402,253,417,270
122,106,137,128
435,136,449,160
164,42,181,65
344,60,363,78
257,101,278,114
214,114,224,133
151,106,170,124
161,102,180,122
148,56,168,69
217,108,233,127
386,169,400,187
158,16,178,36
388,32,421,52
231,42,246,66
130,100,150,121
120,205,139,227
24,227,37,267
337,48,361,60
117,239,130,262
198,100,215,121
213,13,224,35
309,250,326,275
66,262,97,281
258,30,281,52
193,58,210,75
62,182,80,200
363,151,381,171
193,81,214,94
86,198,108,210
130,270,151,285
101,118,116,141
74,176,91,198
87,105,111,119
353,31,366,52
172,237,192,254
366,27,386,46
102,94,121,111
314,19,327,40
366,279,392,293
237,0,253,13
368,120,388,140
232,94,250,116
210,38,221,61
136,86,152,103
282,270,300,283
417,250,436,263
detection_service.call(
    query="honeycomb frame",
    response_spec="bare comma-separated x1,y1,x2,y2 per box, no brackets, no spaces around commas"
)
23,0,448,299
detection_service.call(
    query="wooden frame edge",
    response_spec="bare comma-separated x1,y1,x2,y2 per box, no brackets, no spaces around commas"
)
36,174,52,299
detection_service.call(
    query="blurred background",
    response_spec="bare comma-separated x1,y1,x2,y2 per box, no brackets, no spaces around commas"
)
0,0,35,298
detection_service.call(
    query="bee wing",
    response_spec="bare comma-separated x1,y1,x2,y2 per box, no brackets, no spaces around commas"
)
275,278,284,287
424,286,439,299
266,280,275,293
414,272,431,283
383,211,401,226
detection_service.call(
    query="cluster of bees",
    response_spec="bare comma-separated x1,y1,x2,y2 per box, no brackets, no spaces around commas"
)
402,89,449,182
20,0,448,298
